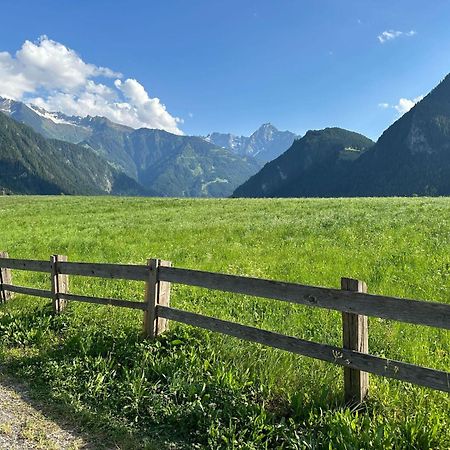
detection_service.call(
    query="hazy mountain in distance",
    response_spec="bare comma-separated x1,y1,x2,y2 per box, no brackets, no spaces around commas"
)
106,128,262,197
205,123,298,163
0,112,148,196
0,97,92,143
1,97,262,197
234,73,450,198
233,128,374,197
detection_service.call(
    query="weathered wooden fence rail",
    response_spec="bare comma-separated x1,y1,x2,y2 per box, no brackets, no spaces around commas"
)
0,252,449,404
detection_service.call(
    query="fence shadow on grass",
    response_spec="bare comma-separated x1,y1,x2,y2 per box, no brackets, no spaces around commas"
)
0,301,362,449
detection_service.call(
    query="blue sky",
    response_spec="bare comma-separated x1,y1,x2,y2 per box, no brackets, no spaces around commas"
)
1,0,450,140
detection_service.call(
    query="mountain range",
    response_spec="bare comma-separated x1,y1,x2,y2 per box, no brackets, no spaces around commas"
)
0,98,272,197
234,74,450,198
204,123,297,163
0,112,146,196
233,128,374,197
2,72,450,198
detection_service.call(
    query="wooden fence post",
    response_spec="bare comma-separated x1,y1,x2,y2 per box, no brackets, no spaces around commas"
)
143,258,172,338
341,277,369,405
0,251,13,303
51,255,69,314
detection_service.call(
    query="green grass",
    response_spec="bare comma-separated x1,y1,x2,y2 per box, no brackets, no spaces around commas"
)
0,196,448,449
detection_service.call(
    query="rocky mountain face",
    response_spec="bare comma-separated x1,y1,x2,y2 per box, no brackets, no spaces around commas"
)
205,123,298,163
0,112,146,196
0,98,93,143
5,69,450,199
203,132,246,154
84,128,261,197
0,98,261,197
77,117,137,178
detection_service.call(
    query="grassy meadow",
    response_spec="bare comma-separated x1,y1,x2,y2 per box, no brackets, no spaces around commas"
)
0,195,448,449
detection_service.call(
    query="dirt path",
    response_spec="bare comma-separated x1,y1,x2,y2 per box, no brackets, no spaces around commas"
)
0,373,93,450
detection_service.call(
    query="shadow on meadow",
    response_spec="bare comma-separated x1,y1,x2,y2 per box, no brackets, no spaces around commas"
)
0,302,444,449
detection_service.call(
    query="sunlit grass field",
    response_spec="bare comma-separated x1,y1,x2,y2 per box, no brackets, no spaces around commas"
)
0,196,448,449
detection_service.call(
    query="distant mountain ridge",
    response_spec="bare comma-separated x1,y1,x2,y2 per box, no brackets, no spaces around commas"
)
341,74,450,196
0,97,93,143
0,97,262,197
233,73,450,198
0,112,146,196
233,128,374,197
204,123,298,163
4,69,450,199
84,127,261,197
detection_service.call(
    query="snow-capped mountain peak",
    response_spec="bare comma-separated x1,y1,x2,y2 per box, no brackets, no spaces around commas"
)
204,123,298,163
27,104,85,126
0,97,14,114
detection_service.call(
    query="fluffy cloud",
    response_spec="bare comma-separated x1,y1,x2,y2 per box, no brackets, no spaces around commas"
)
394,96,423,114
379,96,424,115
377,30,416,44
0,36,183,134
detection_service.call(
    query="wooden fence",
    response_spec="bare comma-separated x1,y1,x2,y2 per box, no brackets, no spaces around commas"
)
0,251,449,405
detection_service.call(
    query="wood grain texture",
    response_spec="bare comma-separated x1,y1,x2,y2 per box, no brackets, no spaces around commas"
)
2,257,448,330
0,251,13,302
59,293,147,310
159,266,450,330
1,284,52,299
156,260,172,335
51,255,68,314
57,262,148,281
341,278,369,405
0,257,51,273
157,306,450,393
143,259,159,338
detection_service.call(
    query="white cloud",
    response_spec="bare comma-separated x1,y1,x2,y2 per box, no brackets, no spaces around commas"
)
0,51,36,99
378,95,424,116
0,36,183,134
394,96,423,114
378,30,416,44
